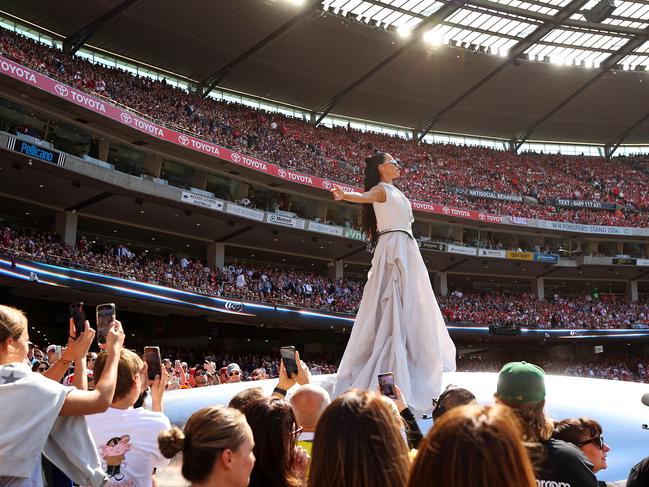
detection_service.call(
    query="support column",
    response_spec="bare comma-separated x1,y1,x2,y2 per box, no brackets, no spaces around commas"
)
143,153,162,178
588,240,599,255
617,241,624,255
433,272,448,297
191,170,208,191
317,201,328,222
531,277,545,300
626,280,639,302
55,211,78,247
335,259,343,280
207,241,225,270
97,140,109,162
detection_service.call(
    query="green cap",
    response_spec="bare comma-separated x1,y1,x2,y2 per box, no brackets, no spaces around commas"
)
496,361,546,403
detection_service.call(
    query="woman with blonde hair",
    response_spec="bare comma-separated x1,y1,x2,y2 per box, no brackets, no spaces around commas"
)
308,389,409,487
407,404,537,487
158,406,255,487
0,304,125,486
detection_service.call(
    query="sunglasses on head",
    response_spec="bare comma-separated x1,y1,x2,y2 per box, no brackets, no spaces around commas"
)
578,435,605,450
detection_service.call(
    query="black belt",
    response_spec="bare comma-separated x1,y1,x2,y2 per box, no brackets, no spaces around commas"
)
377,229,414,240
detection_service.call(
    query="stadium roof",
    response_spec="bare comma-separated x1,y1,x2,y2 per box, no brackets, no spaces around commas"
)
4,0,649,148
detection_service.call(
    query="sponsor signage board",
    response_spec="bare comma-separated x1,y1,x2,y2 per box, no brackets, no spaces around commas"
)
447,244,477,256
478,248,507,258
506,251,534,261
266,213,306,229
225,203,264,222
307,221,344,236
181,191,224,212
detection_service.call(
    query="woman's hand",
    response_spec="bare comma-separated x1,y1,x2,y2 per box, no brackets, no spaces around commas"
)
63,319,96,362
293,445,310,483
330,186,345,201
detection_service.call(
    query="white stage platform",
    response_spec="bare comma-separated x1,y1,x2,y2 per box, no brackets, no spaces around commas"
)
161,372,648,483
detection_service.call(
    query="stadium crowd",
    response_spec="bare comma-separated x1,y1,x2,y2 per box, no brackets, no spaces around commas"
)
1,226,364,314
4,304,647,487
4,225,649,329
3,29,649,228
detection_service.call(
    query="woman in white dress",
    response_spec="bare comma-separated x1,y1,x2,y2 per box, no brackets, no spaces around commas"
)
330,152,456,412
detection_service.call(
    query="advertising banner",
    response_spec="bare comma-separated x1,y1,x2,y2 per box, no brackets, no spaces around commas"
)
225,203,264,222
181,191,224,212
450,186,523,203
418,241,446,252
447,244,477,256
478,248,507,258
307,221,344,237
549,198,618,211
266,213,306,230
533,253,559,264
613,258,637,265
506,251,534,261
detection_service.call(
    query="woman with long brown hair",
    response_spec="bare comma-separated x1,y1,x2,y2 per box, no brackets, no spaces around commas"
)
407,404,537,487
331,152,455,411
308,389,410,487
242,396,308,487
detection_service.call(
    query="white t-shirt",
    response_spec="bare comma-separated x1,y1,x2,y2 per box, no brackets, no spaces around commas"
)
86,407,171,487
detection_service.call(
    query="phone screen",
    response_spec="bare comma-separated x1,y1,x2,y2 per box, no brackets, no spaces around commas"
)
96,303,115,345
144,346,162,381
280,346,298,378
69,302,86,338
378,372,397,399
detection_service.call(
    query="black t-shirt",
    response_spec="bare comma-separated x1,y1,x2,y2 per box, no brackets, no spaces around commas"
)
628,455,649,487
536,439,599,487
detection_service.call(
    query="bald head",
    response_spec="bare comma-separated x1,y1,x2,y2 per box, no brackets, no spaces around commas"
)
288,384,331,431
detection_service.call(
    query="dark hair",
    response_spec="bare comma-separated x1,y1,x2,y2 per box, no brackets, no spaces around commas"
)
228,387,264,411
432,385,476,420
361,152,388,249
158,406,249,484
242,396,301,487
408,405,537,487
553,417,602,445
308,389,409,487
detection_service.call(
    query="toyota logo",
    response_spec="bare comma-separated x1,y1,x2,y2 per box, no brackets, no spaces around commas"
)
278,169,286,178
178,135,190,145
478,213,486,220
442,207,450,214
55,84,68,96
322,180,332,189
120,112,132,124
231,153,241,162
224,301,245,312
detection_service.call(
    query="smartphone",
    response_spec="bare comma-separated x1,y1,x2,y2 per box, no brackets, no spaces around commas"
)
69,302,86,338
54,345,63,359
280,346,298,378
144,346,162,381
96,303,116,345
378,372,397,399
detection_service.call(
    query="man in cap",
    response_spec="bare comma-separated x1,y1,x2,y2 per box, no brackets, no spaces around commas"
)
226,363,241,383
495,361,598,487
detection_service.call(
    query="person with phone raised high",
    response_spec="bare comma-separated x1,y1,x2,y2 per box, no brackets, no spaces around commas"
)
0,303,125,487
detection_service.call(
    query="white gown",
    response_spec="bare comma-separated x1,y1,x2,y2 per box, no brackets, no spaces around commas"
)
333,182,456,412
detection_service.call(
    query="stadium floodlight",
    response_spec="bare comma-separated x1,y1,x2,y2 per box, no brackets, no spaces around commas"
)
423,29,443,45
397,25,412,39
288,0,305,5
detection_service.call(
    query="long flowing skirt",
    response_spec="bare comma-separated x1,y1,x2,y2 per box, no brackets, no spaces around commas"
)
333,232,456,412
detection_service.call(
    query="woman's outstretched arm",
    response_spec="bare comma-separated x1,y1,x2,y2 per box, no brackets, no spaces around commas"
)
330,184,386,204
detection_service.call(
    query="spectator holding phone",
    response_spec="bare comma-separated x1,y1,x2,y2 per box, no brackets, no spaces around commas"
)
273,350,311,399
86,349,171,486
0,304,125,486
